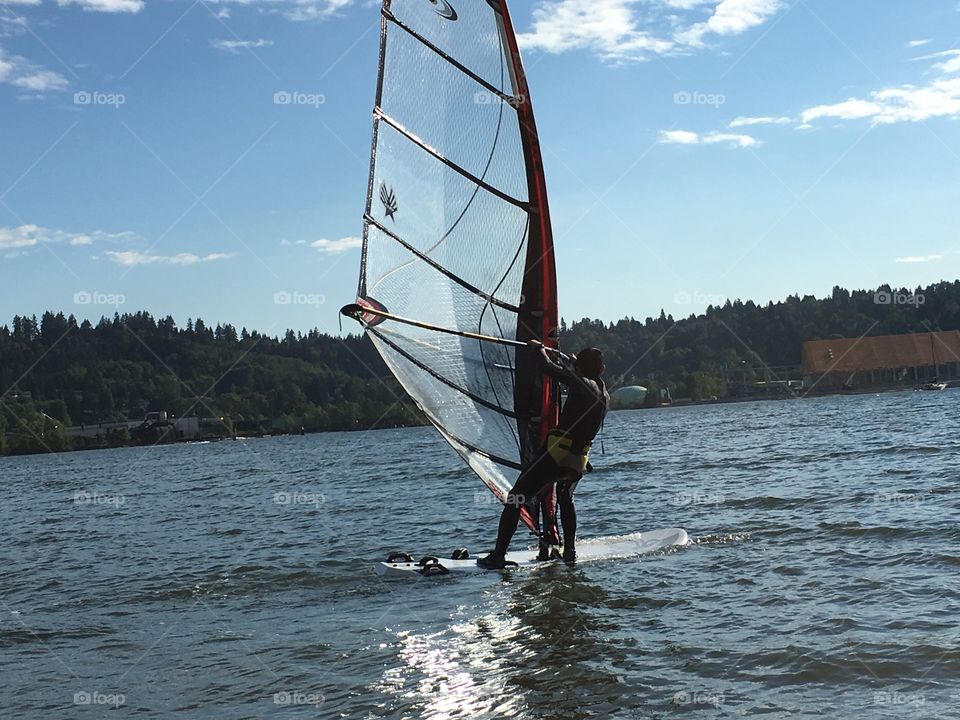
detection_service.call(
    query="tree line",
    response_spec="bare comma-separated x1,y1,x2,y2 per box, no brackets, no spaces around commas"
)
561,281,959,400
0,312,420,455
1,280,957,455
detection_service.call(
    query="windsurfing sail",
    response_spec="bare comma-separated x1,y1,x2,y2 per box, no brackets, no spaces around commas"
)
342,0,560,536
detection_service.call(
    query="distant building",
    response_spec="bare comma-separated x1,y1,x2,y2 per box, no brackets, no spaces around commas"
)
802,331,960,390
610,385,648,410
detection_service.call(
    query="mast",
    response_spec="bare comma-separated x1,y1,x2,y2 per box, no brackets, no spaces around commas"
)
497,0,560,459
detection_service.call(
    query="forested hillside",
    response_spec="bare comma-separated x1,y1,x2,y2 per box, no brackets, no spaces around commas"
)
562,282,958,398
1,280,956,455
0,312,419,455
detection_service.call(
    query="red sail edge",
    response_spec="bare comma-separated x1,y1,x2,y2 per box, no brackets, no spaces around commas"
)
497,0,561,539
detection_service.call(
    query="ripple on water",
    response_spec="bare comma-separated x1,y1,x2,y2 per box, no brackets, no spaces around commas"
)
2,394,960,718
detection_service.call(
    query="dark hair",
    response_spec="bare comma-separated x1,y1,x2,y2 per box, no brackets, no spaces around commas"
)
575,347,604,377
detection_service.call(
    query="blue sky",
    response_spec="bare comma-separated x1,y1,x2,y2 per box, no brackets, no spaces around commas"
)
1,0,959,337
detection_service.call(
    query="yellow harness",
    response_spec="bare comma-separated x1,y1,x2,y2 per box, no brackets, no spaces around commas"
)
546,430,591,473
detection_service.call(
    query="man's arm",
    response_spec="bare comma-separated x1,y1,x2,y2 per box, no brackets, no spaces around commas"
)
537,345,579,386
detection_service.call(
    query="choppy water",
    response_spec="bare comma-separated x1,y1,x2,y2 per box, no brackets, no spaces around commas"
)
2,390,960,718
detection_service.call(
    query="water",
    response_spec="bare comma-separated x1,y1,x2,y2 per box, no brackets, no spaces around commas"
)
2,391,959,719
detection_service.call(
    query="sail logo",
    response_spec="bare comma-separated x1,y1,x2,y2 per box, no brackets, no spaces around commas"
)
427,0,458,21
380,182,399,220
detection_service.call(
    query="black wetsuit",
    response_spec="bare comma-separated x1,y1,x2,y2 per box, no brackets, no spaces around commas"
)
490,351,609,557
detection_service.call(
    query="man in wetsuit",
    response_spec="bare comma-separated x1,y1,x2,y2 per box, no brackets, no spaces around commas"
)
477,344,608,568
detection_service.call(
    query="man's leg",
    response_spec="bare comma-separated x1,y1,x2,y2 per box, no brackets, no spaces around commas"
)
478,454,552,567
557,473,581,561
535,485,561,560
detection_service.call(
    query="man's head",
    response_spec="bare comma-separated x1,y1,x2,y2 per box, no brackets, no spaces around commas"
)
574,347,604,379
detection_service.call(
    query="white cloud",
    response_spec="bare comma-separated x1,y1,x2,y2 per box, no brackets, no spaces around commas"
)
517,0,673,61
311,236,362,253
800,51,960,127
801,98,881,123
801,79,960,125
0,14,30,41
659,129,756,147
895,254,942,263
287,0,352,20
663,0,712,8
0,224,134,250
0,48,68,92
914,49,960,75
906,39,932,48
517,0,783,62
659,129,700,144
210,0,353,22
675,0,782,48
729,115,791,127
105,250,235,266
211,38,274,53
57,0,144,12
703,131,757,147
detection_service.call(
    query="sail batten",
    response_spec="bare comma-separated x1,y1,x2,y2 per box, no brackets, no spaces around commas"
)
368,326,523,419
374,112,531,209
349,0,559,536
383,9,522,107
364,214,522,312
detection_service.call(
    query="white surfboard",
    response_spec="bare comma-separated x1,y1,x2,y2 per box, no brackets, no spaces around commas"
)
375,528,689,578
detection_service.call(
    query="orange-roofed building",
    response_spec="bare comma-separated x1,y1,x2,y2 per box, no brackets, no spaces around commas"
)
801,331,960,390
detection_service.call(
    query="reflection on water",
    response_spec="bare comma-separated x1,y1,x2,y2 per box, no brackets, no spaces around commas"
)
375,568,628,719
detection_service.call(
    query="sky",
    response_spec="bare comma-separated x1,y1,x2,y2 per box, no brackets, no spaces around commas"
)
1,0,959,338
